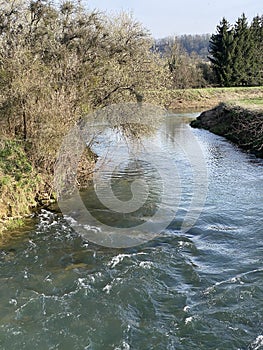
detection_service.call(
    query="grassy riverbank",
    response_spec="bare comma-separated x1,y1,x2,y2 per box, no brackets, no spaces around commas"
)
144,86,263,110
0,140,44,236
0,139,94,239
232,97,263,110
190,103,263,157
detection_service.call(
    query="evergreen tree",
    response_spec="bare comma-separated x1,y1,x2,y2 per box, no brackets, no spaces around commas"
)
250,15,263,85
208,18,234,86
232,13,253,86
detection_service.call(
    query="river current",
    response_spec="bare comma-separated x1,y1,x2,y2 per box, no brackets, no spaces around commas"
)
0,112,262,349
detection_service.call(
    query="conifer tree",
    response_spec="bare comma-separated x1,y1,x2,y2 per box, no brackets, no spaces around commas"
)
232,14,253,86
250,15,263,85
208,18,234,86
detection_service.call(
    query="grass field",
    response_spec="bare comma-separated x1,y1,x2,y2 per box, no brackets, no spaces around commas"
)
144,86,263,111
234,97,263,110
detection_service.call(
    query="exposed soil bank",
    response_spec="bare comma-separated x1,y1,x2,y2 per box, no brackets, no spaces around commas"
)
190,103,263,158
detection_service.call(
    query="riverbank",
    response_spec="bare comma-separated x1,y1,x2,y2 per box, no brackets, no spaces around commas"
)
144,86,263,110
190,103,263,158
0,138,95,239
0,139,47,237
1,86,263,238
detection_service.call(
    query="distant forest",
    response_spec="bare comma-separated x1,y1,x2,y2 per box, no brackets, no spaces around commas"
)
155,34,210,60
155,14,263,87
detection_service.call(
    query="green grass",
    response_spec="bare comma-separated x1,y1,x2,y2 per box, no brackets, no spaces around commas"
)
237,97,263,105
144,86,263,109
146,86,263,94
0,139,43,235
0,140,32,180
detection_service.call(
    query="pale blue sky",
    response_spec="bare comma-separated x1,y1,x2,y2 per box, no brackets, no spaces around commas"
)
84,0,262,38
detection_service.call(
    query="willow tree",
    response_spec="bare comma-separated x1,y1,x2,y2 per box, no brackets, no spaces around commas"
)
87,12,170,106
0,0,169,176
0,0,94,171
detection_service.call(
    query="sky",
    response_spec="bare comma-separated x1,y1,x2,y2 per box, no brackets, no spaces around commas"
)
83,0,262,38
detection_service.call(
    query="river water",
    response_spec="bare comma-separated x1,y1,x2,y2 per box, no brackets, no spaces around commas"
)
0,112,262,350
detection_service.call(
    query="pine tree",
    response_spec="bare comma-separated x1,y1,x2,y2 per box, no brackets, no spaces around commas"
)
208,18,234,86
250,15,263,85
232,14,253,86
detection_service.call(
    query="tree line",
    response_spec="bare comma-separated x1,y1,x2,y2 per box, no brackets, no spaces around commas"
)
155,34,210,60
179,34,210,60
154,36,212,88
208,14,263,86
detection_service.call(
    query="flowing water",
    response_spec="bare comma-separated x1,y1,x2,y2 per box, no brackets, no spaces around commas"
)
0,112,262,350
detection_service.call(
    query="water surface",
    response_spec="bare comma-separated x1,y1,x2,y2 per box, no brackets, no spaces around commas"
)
0,113,262,350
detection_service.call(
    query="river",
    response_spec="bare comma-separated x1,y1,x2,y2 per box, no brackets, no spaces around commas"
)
0,112,262,350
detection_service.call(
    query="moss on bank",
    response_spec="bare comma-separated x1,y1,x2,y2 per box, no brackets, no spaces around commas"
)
190,103,263,158
0,139,44,235
0,138,96,238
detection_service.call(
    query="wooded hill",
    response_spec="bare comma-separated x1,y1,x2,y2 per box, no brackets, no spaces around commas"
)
155,34,210,60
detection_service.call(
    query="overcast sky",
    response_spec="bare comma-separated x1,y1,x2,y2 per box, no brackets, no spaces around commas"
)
84,0,262,38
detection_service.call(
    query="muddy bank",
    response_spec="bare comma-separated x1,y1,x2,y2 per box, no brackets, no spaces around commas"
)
190,103,263,158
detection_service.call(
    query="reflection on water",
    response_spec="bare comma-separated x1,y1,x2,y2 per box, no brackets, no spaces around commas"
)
0,112,262,350
81,159,162,227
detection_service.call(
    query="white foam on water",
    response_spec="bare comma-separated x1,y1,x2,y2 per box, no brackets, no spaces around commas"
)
64,215,78,226
179,241,190,249
36,209,61,233
108,252,147,268
103,278,122,294
138,261,153,269
203,268,263,295
83,224,102,233
185,316,193,325
114,341,130,350
9,299,18,306
102,283,112,294
250,335,263,350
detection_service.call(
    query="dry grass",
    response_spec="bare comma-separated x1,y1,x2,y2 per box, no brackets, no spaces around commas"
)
144,86,263,110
